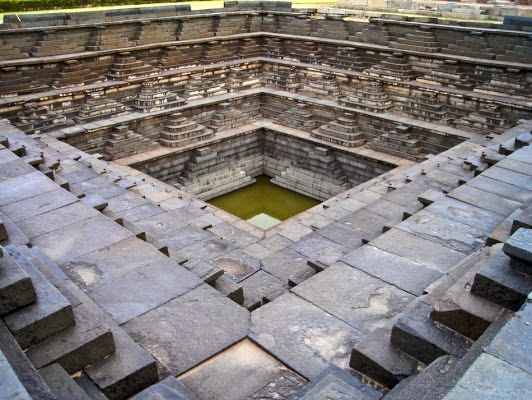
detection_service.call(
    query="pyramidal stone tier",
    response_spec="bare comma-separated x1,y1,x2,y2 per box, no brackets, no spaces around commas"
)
263,38,285,59
475,68,531,99
299,72,340,100
453,105,511,135
288,41,321,64
278,103,317,130
159,112,214,148
364,52,417,82
339,81,394,113
52,60,104,89
370,124,425,162
132,81,186,113
330,47,368,72
263,65,300,92
74,89,131,124
225,66,262,92
389,26,441,53
107,52,159,81
311,113,366,147
184,72,227,101
396,92,453,125
14,102,72,135
350,19,391,46
442,31,495,60
238,38,263,58
0,67,45,97
159,45,204,70
209,102,256,132
416,59,474,90
201,40,240,64
103,124,158,161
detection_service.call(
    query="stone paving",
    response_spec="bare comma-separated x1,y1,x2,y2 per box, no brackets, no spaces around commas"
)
0,2,531,400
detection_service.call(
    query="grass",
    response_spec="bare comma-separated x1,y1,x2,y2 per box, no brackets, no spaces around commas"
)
0,0,337,19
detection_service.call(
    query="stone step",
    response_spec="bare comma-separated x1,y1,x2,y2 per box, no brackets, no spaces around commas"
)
291,364,382,399
430,248,503,340
471,244,532,311
386,308,513,400
39,363,92,400
349,325,418,389
502,228,532,275
0,320,56,400
0,251,36,315
25,301,115,374
391,301,471,365
84,323,159,400
0,347,33,399
130,376,198,400
3,245,75,349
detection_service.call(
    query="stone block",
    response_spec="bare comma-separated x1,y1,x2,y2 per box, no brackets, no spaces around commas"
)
123,285,249,377
26,302,115,373
0,348,33,400
503,228,532,274
250,293,365,379
131,376,197,400
178,339,306,399
240,270,288,310
294,262,414,333
212,274,244,304
391,302,470,365
39,363,91,400
0,252,36,315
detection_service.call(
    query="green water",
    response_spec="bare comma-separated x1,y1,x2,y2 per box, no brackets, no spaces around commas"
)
208,175,320,230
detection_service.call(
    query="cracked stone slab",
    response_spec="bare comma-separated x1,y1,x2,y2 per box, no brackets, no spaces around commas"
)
212,249,260,282
339,209,390,238
316,222,366,250
179,238,236,262
343,245,442,296
118,203,166,224
448,184,522,217
260,248,315,285
69,176,127,200
156,225,216,253
31,214,134,265
106,191,151,213
123,285,249,377
444,353,532,400
396,210,486,254
425,196,506,233
293,262,414,333
370,228,465,273
178,339,306,399
289,232,347,263
17,202,100,239
240,270,288,309
0,171,60,207
250,293,364,380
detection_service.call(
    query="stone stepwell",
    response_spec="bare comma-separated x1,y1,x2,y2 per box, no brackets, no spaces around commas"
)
0,1,531,399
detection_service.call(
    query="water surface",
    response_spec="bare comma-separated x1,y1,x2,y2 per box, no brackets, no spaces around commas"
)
208,175,320,229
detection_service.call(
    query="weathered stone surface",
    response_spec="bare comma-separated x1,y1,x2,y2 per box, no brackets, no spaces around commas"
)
31,214,133,265
179,238,236,261
70,176,127,200
0,320,55,400
0,348,32,400
292,364,381,400
106,191,151,213
17,201,99,239
0,252,35,315
316,222,366,250
250,293,364,379
260,248,314,284
370,228,465,273
240,270,288,310
503,228,532,265
178,339,306,399
123,285,249,377
289,232,346,264
0,189,79,223
397,210,486,254
87,253,201,324
0,171,59,207
349,326,418,389
448,184,522,217
471,245,532,311
342,246,442,296
391,302,471,365
183,258,223,283
157,225,215,253
85,325,159,400
425,197,505,233
293,262,414,333
485,300,532,375
212,249,260,282
339,209,389,238
118,203,165,223
444,353,532,400
26,302,115,373
0,158,35,180
131,376,197,400
39,363,91,400
467,176,532,204
212,274,243,304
